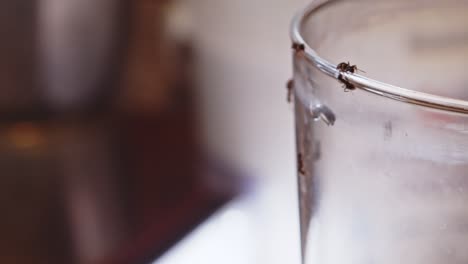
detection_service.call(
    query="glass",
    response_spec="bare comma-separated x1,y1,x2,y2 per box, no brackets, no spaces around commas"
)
290,1,468,264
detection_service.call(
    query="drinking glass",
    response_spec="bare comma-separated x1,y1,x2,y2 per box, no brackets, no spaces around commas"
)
290,1,468,264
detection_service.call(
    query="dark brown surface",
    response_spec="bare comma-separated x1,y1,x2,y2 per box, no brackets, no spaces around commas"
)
0,143,73,264
0,1,42,115
99,112,240,264
0,1,240,263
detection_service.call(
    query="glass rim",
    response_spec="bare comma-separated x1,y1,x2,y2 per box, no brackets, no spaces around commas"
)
290,0,468,115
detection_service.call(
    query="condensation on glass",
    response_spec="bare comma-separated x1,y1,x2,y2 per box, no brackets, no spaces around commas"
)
290,1,468,264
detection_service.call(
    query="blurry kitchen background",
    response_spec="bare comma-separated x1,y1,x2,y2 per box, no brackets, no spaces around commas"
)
0,0,308,263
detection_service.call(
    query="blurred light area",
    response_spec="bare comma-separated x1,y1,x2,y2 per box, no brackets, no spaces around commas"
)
156,198,255,264
5,122,45,149
164,0,194,42
39,0,119,109
155,180,301,264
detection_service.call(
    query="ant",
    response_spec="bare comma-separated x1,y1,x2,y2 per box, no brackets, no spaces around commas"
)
337,74,356,91
336,61,365,74
286,79,294,103
336,61,364,91
298,153,306,175
292,42,305,56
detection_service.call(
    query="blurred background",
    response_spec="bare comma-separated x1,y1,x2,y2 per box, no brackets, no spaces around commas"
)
0,0,308,263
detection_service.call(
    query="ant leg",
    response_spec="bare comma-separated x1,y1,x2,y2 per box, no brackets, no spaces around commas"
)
342,84,349,92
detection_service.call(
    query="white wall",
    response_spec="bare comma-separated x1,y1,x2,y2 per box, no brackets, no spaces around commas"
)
188,0,308,183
